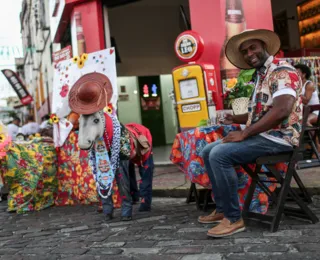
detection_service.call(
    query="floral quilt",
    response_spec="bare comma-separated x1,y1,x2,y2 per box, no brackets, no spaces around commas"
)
0,137,58,214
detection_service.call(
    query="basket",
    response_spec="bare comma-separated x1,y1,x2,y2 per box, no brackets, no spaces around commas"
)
231,97,250,115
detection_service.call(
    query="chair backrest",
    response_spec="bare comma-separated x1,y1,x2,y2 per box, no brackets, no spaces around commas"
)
298,104,320,147
284,104,320,168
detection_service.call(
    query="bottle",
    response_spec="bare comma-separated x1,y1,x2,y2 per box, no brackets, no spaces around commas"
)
220,0,246,93
207,91,217,125
74,12,86,56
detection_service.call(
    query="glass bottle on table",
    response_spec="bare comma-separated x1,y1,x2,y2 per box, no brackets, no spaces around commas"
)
220,0,246,92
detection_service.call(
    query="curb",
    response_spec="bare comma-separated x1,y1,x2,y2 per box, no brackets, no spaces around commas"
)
154,162,173,166
153,187,320,198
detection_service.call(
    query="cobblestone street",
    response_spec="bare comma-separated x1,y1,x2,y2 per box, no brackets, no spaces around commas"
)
0,197,320,260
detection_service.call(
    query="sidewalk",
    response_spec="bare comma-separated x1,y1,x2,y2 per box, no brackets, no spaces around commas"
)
141,164,320,197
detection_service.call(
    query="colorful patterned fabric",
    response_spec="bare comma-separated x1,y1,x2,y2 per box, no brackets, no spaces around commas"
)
55,131,121,208
247,57,303,146
126,123,152,165
0,137,58,214
90,137,115,199
170,125,287,214
103,113,131,160
120,125,132,160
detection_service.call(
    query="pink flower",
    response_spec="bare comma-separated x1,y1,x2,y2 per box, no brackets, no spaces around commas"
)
17,159,28,168
60,84,69,98
35,153,43,162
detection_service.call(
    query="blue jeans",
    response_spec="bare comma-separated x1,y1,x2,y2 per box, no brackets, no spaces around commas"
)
200,135,293,223
129,154,154,208
101,160,132,217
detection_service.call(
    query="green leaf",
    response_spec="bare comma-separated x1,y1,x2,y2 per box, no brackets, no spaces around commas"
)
197,119,208,127
238,69,255,83
237,78,244,85
20,152,31,161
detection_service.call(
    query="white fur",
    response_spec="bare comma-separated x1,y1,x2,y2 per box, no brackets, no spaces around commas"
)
78,111,105,150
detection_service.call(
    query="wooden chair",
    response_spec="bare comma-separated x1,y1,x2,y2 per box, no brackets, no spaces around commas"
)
186,183,212,211
298,104,320,169
242,104,320,232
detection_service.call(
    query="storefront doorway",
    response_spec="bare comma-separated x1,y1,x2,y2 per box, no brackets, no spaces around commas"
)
138,75,166,147
106,0,190,145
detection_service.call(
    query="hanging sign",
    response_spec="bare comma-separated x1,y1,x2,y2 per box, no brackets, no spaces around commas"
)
52,45,72,66
174,30,204,63
1,69,33,105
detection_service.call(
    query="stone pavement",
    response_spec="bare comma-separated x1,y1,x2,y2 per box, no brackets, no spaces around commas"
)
1,197,320,260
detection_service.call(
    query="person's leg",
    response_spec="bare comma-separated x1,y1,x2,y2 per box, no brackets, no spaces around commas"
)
138,154,154,211
100,194,114,220
200,140,223,212
308,112,320,157
207,135,292,237
129,161,139,203
307,113,318,126
115,160,133,220
198,140,225,224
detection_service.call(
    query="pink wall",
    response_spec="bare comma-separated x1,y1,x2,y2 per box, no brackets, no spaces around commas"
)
71,0,105,53
189,0,274,102
189,0,224,96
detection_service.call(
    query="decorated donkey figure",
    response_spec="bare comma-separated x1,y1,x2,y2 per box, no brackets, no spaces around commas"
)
68,72,154,221
77,111,154,220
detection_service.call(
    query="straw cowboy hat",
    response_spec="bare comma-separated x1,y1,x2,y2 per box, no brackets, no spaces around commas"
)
225,29,281,69
68,72,113,115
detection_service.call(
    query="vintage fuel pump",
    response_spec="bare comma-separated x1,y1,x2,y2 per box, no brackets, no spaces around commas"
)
172,30,223,132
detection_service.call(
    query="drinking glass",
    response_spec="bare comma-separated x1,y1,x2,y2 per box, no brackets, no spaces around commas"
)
216,110,233,124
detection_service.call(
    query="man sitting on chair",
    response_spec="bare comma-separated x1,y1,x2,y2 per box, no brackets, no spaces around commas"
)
198,29,303,238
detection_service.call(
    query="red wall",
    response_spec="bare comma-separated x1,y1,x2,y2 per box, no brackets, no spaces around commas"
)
71,0,105,52
189,0,274,98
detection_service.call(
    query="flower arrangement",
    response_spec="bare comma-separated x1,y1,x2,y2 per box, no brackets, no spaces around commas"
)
72,53,88,69
49,114,59,124
223,69,256,105
104,103,116,116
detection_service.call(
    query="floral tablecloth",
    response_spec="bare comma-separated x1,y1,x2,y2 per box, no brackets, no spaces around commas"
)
0,137,58,214
170,125,287,214
55,131,121,208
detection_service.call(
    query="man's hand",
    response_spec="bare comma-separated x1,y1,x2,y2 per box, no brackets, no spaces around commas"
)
222,131,247,143
221,113,233,125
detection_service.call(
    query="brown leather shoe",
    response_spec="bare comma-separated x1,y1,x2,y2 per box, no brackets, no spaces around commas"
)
198,210,224,224
207,218,245,237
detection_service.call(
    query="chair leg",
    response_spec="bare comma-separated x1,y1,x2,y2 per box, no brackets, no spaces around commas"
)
270,167,295,232
186,183,201,210
293,169,312,203
288,188,319,224
203,189,211,212
186,183,194,204
308,131,320,160
193,184,201,211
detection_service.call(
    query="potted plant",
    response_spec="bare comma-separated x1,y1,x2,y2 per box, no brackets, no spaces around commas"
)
224,69,255,115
